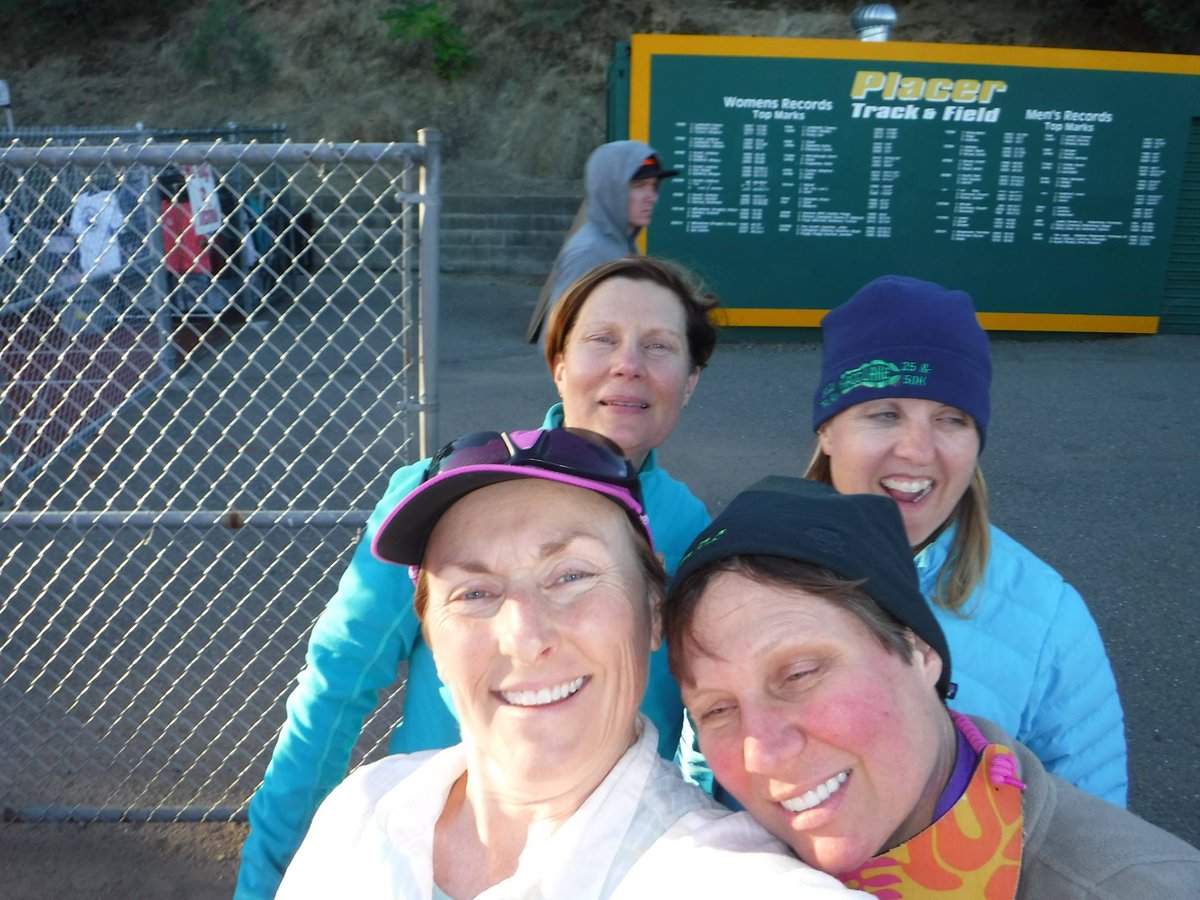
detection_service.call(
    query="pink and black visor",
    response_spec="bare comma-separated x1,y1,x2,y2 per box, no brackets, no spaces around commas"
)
371,428,652,566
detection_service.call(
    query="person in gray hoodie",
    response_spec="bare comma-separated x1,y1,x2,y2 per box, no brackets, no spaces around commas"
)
535,140,677,341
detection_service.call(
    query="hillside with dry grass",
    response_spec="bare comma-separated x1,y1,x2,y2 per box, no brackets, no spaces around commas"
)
4,0,1198,191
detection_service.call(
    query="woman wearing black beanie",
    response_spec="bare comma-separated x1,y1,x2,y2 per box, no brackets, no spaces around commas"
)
662,476,1199,899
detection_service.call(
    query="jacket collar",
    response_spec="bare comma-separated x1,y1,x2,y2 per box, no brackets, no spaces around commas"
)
378,720,662,899
914,521,956,580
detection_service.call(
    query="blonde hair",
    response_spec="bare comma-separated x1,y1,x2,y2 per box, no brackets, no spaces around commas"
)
804,445,990,614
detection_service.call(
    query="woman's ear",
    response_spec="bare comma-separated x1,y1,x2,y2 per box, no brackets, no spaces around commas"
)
816,423,834,456
552,353,567,397
682,366,700,408
906,630,944,691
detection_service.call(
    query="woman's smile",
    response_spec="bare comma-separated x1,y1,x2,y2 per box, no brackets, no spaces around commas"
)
498,675,588,708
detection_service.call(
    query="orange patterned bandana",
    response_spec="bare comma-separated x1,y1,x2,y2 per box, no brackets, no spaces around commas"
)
836,742,1024,898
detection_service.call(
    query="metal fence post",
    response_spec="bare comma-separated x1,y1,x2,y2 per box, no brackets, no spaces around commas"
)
417,127,441,459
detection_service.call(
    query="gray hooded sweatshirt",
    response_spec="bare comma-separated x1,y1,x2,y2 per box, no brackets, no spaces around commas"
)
543,140,660,330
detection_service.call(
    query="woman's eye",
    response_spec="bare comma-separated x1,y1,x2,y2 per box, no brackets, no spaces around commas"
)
783,666,817,684
555,569,593,585
645,338,680,354
446,582,499,603
699,702,733,722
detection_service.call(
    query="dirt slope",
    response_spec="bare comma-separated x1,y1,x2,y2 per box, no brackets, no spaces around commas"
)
5,0,1195,191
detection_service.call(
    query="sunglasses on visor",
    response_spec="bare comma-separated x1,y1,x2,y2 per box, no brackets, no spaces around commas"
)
423,427,643,506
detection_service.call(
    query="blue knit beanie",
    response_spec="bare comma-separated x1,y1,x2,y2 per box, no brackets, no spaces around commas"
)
812,275,992,448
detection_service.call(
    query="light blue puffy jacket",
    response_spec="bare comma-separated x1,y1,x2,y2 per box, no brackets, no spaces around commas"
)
921,523,1128,806
234,405,710,900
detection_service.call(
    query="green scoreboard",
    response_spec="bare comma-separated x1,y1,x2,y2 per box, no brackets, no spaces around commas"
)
627,35,1200,332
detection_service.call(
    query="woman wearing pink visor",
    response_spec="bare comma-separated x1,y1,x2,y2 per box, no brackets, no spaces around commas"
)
238,257,716,899
276,428,862,900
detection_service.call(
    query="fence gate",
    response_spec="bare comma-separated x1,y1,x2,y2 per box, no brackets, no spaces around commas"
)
0,133,441,822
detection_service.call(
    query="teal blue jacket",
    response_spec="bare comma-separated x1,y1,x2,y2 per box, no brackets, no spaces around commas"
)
234,405,710,900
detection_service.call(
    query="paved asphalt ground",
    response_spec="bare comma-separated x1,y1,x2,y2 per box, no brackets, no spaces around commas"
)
435,273,1200,849
2,272,1196,900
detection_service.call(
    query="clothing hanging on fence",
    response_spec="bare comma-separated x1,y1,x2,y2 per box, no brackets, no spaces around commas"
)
205,184,255,276
0,194,13,260
183,164,224,236
68,190,124,279
222,186,259,269
246,193,271,258
161,201,214,276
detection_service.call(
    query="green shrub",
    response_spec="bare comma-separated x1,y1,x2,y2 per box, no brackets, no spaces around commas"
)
182,0,274,88
380,1,474,80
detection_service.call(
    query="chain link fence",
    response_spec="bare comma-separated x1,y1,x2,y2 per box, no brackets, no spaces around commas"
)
0,132,441,822
1,123,288,145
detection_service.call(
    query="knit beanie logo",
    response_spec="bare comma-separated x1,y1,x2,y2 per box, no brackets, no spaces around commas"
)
679,527,727,565
820,358,936,408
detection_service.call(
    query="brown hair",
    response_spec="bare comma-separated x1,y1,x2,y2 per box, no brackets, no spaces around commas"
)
804,445,991,613
543,257,718,372
663,555,916,686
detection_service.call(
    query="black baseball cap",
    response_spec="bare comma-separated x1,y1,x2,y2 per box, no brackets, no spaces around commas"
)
632,153,679,181
670,476,954,699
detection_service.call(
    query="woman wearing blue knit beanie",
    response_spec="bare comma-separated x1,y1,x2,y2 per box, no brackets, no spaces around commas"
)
806,274,1128,808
